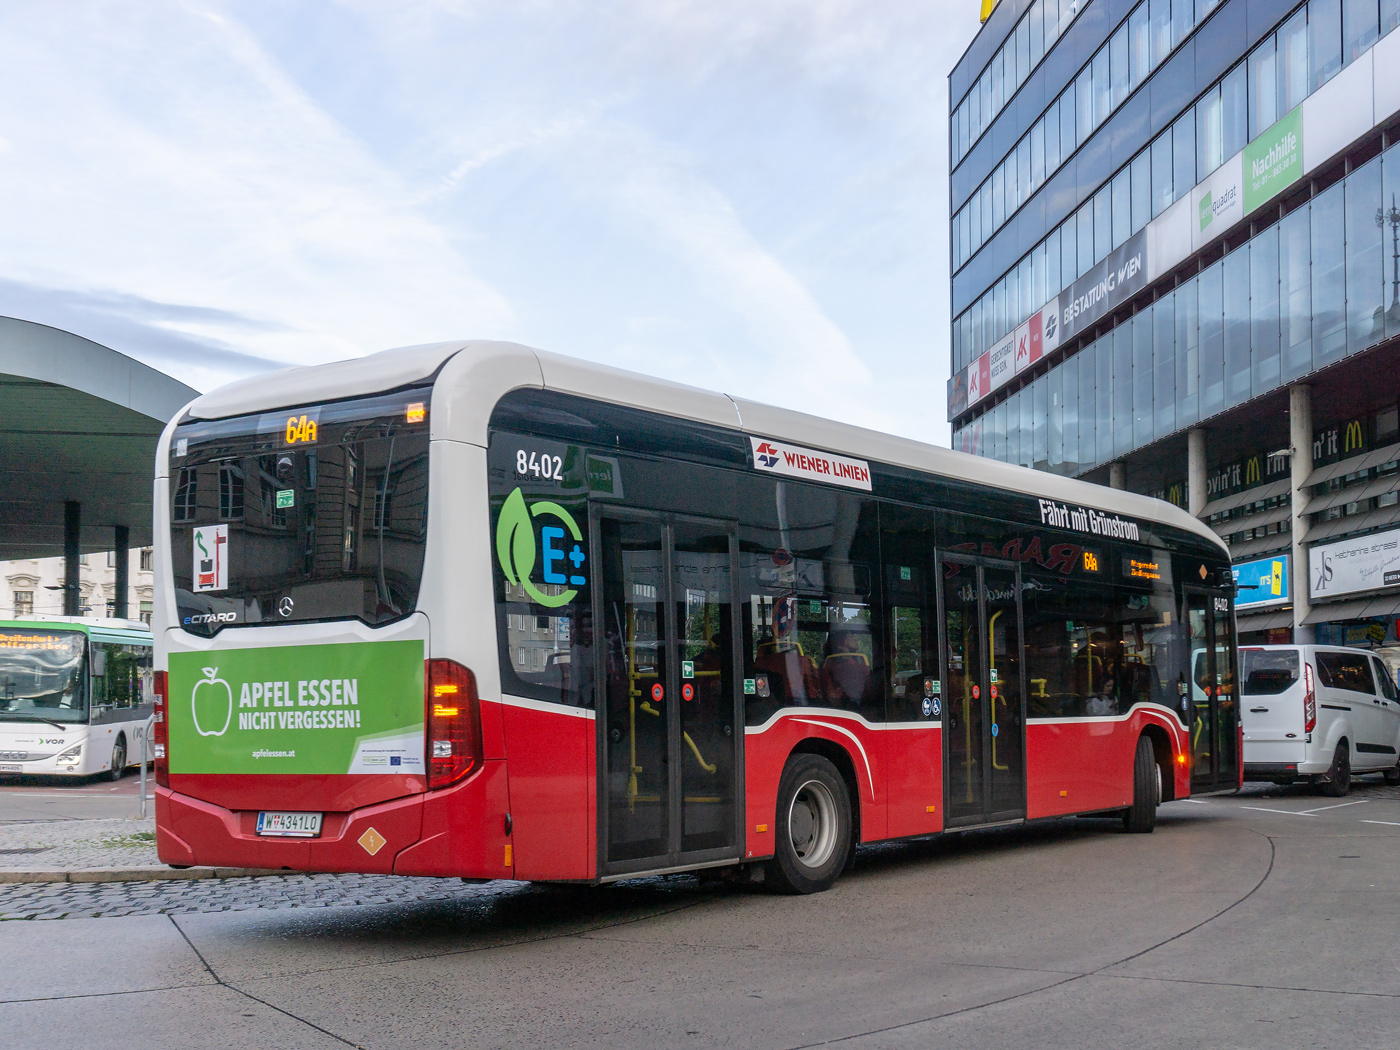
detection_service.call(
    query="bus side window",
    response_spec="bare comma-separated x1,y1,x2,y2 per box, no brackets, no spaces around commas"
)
90,646,108,708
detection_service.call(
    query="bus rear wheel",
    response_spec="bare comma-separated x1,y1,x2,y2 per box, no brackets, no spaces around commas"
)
107,736,126,782
1122,735,1158,834
768,754,852,894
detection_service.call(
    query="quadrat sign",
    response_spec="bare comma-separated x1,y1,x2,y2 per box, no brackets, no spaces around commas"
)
168,640,425,775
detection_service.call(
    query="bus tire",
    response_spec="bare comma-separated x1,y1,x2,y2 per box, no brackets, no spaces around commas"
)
1122,735,1157,834
107,736,126,782
767,753,852,895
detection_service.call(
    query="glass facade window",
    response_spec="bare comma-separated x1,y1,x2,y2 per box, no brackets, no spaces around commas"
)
1154,293,1176,437
1133,309,1154,448
1112,170,1131,248
1173,110,1196,208
1096,337,1113,466
1344,0,1380,61
1151,131,1173,216
1176,275,1200,427
1311,0,1343,90
1079,339,1097,468
1249,37,1278,140
1030,372,1052,467
1221,63,1248,162
1223,244,1251,407
1113,325,1133,457
1131,151,1151,233
1094,185,1112,262
1344,154,1383,354
1111,23,1131,108
1062,354,1080,474
1279,204,1313,380
1312,180,1347,366
1251,224,1282,393
1199,259,1225,419
1197,85,1222,182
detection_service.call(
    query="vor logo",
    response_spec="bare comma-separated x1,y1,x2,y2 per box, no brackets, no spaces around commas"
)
192,667,233,737
496,488,587,609
754,442,780,468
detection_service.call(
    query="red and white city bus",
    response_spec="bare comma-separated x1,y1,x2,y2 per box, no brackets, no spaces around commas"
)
152,342,1239,893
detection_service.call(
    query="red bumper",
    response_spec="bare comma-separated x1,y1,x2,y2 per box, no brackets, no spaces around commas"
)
156,759,513,878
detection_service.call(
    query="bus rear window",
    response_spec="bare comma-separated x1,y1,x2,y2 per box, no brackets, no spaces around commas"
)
168,387,432,636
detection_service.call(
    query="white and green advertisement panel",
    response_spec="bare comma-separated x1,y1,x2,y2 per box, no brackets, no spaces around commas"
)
1243,106,1303,215
168,640,425,775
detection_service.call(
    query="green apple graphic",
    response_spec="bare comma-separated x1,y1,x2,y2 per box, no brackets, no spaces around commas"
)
192,667,232,737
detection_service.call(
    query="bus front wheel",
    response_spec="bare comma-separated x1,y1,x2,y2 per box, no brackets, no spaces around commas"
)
1122,735,1157,834
107,736,126,782
767,753,852,894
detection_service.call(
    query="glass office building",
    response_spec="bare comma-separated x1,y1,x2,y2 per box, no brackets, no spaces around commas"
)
949,0,1400,656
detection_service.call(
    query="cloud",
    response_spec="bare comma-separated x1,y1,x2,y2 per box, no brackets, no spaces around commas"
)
0,1,511,380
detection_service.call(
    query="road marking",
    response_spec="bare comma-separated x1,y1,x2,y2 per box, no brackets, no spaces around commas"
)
1179,799,1210,804
1298,800,1369,814
1360,819,1400,827
1240,806,1313,816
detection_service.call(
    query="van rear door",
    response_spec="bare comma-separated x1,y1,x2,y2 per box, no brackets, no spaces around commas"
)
1240,648,1305,765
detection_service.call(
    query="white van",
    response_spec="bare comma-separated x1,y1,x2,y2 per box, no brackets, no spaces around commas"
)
1240,645,1400,795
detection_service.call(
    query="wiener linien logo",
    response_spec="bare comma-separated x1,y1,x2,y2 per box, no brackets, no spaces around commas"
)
495,488,586,608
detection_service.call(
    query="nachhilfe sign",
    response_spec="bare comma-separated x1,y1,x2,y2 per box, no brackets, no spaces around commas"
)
1309,527,1400,600
750,437,872,492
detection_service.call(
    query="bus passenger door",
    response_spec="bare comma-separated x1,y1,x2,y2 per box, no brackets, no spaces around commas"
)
1187,589,1238,792
938,554,1026,828
595,511,743,877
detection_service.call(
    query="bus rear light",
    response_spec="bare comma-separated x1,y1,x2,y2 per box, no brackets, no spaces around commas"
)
153,670,169,787
1303,663,1316,734
426,660,482,790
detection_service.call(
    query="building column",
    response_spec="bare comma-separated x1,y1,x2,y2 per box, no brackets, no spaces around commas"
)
63,501,81,617
1290,384,1314,643
1187,429,1208,517
1108,462,1127,489
113,525,129,621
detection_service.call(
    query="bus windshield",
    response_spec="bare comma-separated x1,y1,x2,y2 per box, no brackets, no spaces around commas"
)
0,628,88,724
169,386,432,636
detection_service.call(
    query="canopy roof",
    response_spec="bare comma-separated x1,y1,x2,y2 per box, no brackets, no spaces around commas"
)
0,317,197,560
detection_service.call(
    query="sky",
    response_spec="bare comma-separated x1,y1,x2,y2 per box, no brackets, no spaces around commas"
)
0,1,982,446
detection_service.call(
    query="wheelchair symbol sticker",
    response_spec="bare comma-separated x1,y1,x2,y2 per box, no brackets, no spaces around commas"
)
931,697,941,717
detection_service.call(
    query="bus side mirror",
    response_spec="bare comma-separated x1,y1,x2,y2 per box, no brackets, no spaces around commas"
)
90,649,106,677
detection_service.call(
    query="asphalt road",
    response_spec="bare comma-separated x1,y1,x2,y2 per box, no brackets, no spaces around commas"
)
0,769,148,822
4,779,1400,1050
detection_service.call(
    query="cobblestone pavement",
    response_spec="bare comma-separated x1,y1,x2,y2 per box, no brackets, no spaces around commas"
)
0,816,159,870
0,871,530,919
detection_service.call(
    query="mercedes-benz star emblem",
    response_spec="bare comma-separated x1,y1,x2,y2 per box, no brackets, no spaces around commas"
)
278,596,295,617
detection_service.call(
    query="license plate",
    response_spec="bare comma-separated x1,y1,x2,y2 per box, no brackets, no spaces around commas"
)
256,811,323,837
0,764,21,772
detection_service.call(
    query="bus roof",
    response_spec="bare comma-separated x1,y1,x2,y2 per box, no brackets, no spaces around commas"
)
0,616,153,645
176,340,1227,554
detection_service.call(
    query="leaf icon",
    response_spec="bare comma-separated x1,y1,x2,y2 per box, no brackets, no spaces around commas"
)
496,488,535,587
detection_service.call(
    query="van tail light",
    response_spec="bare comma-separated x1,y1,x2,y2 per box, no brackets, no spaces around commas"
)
153,670,169,788
1303,663,1316,734
426,660,482,790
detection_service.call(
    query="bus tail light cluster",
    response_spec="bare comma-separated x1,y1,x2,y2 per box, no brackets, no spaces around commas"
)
1303,663,1317,734
153,670,169,787
426,660,482,790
